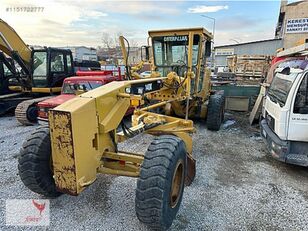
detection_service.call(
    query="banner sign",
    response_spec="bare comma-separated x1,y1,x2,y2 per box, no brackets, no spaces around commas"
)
286,18,308,34
215,48,234,56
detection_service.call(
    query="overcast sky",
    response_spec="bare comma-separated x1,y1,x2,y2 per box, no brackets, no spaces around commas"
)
0,0,297,48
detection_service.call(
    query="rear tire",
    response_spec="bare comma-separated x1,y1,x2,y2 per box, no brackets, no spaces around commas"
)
135,135,186,230
18,126,61,197
206,94,225,131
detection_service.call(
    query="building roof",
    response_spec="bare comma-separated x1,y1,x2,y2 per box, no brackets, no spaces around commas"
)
214,38,282,49
59,46,97,51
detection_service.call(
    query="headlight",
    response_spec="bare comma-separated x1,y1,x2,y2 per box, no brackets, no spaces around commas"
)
125,87,131,94
271,142,282,151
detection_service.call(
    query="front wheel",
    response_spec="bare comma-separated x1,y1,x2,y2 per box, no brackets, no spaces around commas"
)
18,126,62,197
135,135,187,230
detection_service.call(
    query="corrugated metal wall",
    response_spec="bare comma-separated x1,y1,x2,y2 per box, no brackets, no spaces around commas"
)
214,39,283,66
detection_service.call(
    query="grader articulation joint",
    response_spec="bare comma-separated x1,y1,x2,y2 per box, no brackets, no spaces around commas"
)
18,27,225,230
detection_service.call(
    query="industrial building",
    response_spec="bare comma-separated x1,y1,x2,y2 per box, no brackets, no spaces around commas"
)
60,46,98,62
214,39,282,67
214,0,307,68
275,0,308,49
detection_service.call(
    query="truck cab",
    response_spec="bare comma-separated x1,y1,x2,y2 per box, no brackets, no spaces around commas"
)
261,59,308,166
37,69,127,122
38,76,110,121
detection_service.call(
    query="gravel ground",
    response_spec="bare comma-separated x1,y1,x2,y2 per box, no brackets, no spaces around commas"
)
0,112,308,230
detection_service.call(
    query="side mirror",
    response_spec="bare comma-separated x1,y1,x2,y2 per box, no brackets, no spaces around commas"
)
141,46,150,62
205,40,211,57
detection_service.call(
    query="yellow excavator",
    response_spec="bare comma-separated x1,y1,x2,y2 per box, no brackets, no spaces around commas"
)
18,28,225,230
0,19,74,124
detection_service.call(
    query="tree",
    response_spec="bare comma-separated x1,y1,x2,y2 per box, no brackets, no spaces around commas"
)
101,32,114,49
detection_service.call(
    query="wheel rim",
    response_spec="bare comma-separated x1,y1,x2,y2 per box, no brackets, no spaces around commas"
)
170,159,184,208
26,106,38,122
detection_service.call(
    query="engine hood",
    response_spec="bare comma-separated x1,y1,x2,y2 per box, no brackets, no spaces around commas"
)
38,94,76,108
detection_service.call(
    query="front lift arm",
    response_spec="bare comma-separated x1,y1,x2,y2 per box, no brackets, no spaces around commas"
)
49,78,195,195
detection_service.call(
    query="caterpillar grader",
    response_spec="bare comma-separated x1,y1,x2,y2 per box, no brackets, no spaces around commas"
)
0,19,75,124
18,27,225,230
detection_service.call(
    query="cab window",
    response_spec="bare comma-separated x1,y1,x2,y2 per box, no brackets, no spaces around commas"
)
66,54,73,73
152,35,200,77
33,51,47,77
3,64,12,77
51,53,64,72
294,74,308,114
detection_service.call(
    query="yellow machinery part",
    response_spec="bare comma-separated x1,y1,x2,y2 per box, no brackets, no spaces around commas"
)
0,19,31,65
31,87,62,93
49,78,194,195
48,27,214,196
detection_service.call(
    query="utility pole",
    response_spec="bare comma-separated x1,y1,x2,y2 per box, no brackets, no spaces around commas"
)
201,15,216,44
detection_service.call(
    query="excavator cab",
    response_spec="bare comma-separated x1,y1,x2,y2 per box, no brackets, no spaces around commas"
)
31,48,74,89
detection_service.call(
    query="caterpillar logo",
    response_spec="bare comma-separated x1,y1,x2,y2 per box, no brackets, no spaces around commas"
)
164,36,188,42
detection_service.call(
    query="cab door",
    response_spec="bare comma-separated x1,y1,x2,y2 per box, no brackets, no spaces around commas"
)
288,72,308,142
48,50,67,88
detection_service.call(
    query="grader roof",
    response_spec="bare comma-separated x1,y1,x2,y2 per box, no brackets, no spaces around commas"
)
148,27,213,39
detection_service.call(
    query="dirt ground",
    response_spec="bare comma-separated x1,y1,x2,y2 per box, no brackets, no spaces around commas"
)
0,112,308,230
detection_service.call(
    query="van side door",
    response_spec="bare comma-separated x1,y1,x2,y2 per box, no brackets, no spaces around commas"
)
288,72,308,142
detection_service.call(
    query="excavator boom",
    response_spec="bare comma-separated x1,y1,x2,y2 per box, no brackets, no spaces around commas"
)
0,19,32,76
0,19,31,69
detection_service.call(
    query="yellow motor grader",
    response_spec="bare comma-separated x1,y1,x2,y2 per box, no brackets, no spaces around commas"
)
18,28,225,230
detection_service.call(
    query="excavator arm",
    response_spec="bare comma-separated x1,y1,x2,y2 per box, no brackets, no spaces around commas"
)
0,19,31,75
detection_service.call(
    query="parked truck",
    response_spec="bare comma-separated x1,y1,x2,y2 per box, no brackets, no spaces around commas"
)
260,41,308,166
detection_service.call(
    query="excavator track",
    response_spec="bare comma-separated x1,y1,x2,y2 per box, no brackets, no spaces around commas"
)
15,97,53,125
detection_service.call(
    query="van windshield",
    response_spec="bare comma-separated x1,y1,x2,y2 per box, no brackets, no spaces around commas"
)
267,72,298,107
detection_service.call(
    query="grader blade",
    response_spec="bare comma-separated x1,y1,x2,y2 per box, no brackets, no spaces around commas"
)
185,154,196,186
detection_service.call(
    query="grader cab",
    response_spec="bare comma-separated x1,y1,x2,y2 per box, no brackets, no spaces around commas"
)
18,28,225,230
